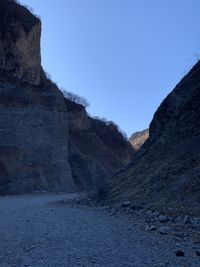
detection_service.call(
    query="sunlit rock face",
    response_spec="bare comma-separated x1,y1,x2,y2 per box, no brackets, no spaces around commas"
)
0,0,42,85
129,129,149,150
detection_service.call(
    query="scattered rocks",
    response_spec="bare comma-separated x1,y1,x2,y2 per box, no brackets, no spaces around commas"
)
159,226,170,234
158,215,168,223
183,215,190,224
109,211,116,216
153,211,160,217
175,250,185,257
195,251,200,257
190,217,200,226
145,225,157,231
121,201,131,208
131,205,143,211
25,245,36,253
146,210,153,217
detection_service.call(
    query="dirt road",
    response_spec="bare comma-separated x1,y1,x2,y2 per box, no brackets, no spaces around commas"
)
0,194,198,266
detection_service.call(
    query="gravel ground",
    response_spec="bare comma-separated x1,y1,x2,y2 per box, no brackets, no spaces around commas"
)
0,194,199,267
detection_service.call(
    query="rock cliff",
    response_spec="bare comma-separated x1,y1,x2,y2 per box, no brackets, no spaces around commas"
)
129,129,149,150
104,61,200,215
0,1,75,193
0,0,42,85
65,99,134,194
0,1,134,194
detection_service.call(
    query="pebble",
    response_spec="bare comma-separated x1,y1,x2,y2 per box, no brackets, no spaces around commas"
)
159,226,170,234
195,251,200,257
121,201,131,208
175,250,185,257
158,215,168,223
131,205,143,211
145,225,157,231
183,215,189,224
146,210,153,217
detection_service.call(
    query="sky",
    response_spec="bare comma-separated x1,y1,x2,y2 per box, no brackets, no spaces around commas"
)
20,0,200,136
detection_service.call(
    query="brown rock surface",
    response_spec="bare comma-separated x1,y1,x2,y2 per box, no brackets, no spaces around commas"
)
129,129,149,150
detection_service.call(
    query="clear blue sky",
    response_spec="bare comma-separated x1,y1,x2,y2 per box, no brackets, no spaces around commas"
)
20,0,200,136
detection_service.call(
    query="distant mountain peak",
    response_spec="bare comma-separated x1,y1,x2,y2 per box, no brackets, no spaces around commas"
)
129,129,149,150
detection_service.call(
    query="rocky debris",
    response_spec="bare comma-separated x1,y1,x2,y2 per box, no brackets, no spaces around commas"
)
146,210,153,217
175,250,185,257
145,225,157,231
60,194,200,266
129,129,149,150
159,215,169,223
109,210,117,216
121,201,131,207
183,215,190,224
131,205,143,211
189,217,200,226
0,194,198,267
159,226,170,234
195,251,200,257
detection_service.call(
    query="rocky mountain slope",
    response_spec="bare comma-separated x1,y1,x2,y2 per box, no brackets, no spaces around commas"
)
104,61,200,216
129,129,149,150
66,99,134,194
0,0,133,194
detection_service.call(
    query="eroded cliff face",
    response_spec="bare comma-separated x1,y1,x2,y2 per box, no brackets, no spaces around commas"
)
0,1,134,195
0,1,42,85
129,129,149,150
65,99,134,194
104,61,200,215
0,1,75,193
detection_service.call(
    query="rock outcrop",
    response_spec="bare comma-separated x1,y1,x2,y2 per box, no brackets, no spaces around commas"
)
0,1,134,194
0,1,75,193
104,61,200,215
0,0,42,85
65,99,134,194
129,129,149,150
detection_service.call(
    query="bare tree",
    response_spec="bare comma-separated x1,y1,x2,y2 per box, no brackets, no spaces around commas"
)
62,89,90,108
